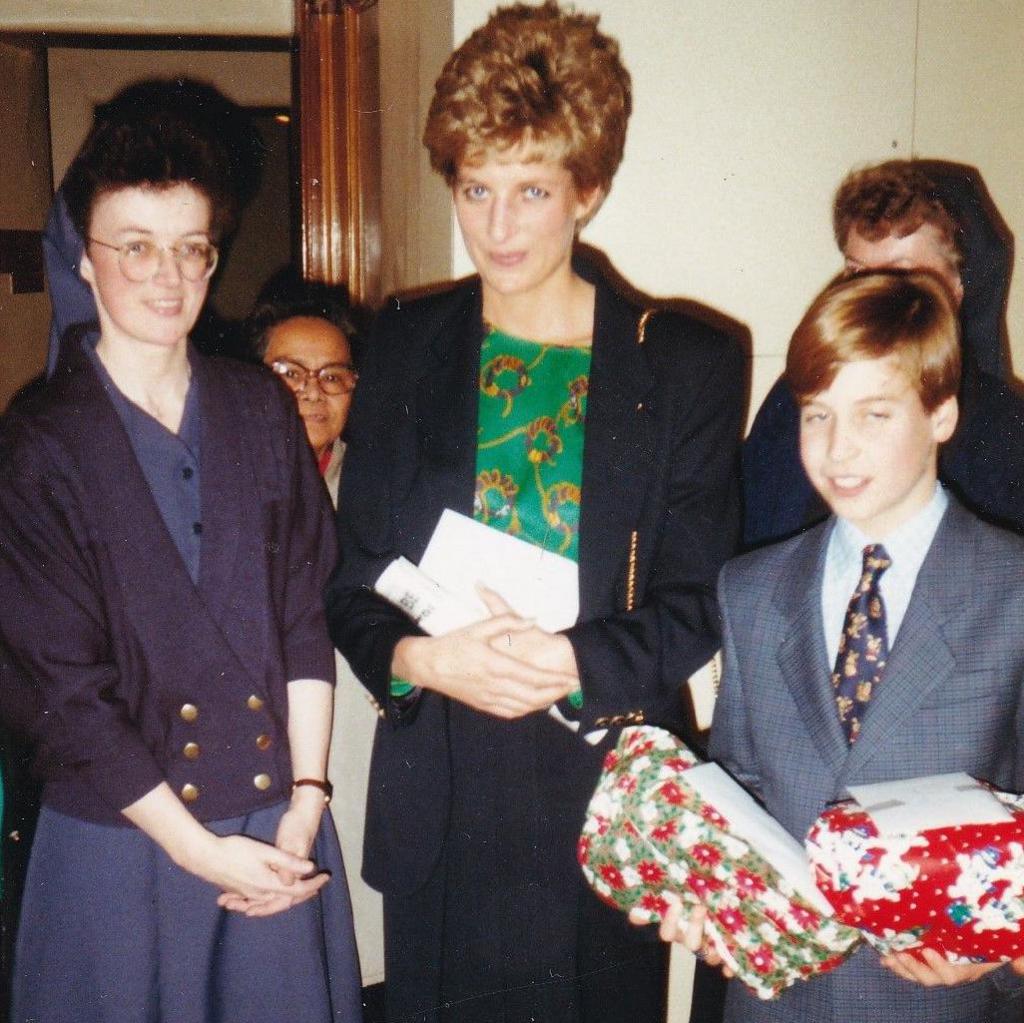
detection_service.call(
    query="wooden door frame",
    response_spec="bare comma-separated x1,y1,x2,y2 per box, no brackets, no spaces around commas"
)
294,0,381,306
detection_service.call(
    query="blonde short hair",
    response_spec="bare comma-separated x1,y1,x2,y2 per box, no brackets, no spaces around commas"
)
786,271,961,412
423,1,631,195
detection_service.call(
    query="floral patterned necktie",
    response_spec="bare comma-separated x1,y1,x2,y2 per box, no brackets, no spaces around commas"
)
831,544,891,744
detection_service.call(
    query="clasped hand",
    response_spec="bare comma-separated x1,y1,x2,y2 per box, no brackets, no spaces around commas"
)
392,585,579,719
208,792,329,917
634,895,1024,987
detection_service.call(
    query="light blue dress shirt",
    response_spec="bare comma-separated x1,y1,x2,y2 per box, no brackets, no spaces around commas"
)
822,484,949,669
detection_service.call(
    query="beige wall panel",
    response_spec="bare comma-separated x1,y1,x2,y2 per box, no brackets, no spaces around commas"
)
0,42,53,409
48,48,291,187
914,0,1024,377
0,0,292,36
452,0,919,423
378,0,454,296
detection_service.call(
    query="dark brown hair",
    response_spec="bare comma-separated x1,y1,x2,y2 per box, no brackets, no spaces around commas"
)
63,78,261,242
833,160,961,269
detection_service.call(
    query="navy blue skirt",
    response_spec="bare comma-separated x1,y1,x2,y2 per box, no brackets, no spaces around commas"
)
11,802,362,1022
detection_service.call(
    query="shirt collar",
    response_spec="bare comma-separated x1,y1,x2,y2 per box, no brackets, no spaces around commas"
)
831,483,948,578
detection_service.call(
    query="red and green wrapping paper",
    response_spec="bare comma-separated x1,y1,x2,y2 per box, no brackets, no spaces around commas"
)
807,789,1024,962
579,726,861,1000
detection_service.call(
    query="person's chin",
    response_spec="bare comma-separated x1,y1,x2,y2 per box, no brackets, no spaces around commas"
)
304,423,336,453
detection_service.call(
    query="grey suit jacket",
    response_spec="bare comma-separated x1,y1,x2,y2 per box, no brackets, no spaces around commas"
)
710,496,1024,1023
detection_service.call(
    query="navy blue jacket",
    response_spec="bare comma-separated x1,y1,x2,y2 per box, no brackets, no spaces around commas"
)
0,336,336,824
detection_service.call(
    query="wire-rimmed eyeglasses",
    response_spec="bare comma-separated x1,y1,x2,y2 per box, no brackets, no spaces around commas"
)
271,358,358,396
88,237,219,283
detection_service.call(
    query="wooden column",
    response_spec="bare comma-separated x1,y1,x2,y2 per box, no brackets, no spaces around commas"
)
295,0,381,305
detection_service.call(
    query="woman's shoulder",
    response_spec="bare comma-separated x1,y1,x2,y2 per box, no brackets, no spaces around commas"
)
375,277,481,337
594,279,743,365
637,306,742,360
1,370,91,470
197,353,291,417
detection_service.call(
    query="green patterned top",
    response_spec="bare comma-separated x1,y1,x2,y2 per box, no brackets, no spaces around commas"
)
388,327,591,703
474,326,590,561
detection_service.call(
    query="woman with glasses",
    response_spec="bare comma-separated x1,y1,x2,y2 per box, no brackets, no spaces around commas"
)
247,276,360,497
0,82,361,1023
326,4,744,1021
247,280,386,1000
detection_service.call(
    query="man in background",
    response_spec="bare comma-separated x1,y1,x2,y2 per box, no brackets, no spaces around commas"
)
743,159,1024,547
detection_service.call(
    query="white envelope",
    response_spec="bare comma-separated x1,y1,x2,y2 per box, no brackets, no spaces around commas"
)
419,509,579,632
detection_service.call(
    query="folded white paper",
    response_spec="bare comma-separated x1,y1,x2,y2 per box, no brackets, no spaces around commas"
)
846,772,1013,834
419,509,579,632
374,557,482,635
373,510,604,743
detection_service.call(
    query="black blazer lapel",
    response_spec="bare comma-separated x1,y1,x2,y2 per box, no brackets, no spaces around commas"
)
404,282,483,556
577,282,656,619
775,525,850,777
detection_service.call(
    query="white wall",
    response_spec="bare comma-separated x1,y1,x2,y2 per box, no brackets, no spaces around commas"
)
914,0,1024,373
450,0,1024,424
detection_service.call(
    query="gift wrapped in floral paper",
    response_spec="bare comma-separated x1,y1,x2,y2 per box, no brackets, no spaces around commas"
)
579,726,862,1000
807,772,1024,963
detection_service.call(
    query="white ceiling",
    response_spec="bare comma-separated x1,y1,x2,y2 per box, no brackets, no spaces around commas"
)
0,0,293,36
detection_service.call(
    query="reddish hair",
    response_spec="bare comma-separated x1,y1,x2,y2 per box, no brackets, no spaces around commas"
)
423,1,631,195
786,271,960,412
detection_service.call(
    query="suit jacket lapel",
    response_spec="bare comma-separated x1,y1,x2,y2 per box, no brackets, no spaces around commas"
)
195,356,247,620
401,282,482,556
837,501,962,784
68,351,200,607
191,356,274,679
577,281,655,619
775,524,851,776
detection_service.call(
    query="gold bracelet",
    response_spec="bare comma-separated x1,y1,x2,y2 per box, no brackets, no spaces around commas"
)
292,777,333,805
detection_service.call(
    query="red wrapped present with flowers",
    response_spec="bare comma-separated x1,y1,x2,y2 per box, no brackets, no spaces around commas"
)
579,726,862,1000
806,772,1024,962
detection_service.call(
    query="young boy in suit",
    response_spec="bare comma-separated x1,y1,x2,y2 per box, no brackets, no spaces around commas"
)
669,270,1024,1022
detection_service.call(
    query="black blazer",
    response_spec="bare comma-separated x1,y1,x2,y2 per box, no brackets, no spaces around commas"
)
326,274,745,893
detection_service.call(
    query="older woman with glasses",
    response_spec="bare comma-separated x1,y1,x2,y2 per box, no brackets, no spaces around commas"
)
247,279,387,999
247,279,360,495
0,82,361,1023
326,4,745,1021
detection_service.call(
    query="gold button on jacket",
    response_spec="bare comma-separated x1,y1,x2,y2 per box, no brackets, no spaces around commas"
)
253,773,272,791
182,741,201,760
179,703,199,723
181,783,200,803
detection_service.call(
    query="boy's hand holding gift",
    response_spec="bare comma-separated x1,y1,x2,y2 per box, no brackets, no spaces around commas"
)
579,726,862,1000
806,772,1024,982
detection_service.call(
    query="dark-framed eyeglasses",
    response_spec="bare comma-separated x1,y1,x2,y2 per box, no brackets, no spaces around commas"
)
88,237,219,283
270,358,358,396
